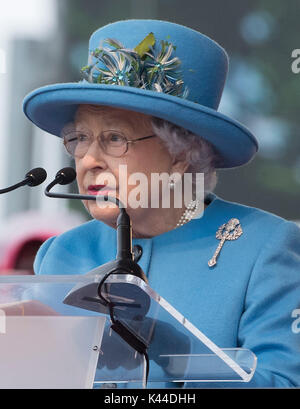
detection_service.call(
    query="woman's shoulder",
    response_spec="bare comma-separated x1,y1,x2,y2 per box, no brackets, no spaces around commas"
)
214,193,297,229
41,217,118,255
33,218,114,274
52,218,104,242
206,193,300,253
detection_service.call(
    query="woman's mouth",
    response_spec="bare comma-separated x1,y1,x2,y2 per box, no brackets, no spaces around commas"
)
87,185,114,196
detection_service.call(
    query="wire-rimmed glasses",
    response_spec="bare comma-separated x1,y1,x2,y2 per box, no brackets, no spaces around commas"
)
62,124,157,158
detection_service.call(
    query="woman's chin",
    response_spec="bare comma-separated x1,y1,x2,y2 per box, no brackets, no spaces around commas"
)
87,202,120,225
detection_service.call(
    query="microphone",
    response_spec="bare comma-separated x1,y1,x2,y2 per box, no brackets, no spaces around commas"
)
45,166,116,203
49,167,152,384
0,167,47,194
45,167,76,194
54,167,77,185
45,167,148,282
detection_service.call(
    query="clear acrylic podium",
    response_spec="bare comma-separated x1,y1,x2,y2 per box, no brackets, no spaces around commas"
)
0,274,256,389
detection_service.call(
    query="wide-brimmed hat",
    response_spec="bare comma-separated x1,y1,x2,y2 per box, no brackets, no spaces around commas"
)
23,19,258,168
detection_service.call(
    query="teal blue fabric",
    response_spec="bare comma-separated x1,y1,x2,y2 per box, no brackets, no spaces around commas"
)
22,19,258,169
34,193,300,388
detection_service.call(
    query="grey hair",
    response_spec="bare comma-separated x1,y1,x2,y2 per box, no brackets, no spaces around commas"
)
150,117,221,196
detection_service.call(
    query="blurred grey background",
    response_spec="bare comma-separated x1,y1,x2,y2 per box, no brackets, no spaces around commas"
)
0,0,299,235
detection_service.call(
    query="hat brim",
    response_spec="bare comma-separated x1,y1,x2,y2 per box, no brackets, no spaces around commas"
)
23,82,258,169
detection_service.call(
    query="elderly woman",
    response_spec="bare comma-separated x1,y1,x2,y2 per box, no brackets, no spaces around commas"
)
23,20,300,388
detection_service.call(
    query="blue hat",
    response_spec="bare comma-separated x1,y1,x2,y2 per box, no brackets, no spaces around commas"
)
22,19,258,169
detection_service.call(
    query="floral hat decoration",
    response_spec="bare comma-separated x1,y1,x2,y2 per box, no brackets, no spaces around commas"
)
23,19,258,168
81,32,189,98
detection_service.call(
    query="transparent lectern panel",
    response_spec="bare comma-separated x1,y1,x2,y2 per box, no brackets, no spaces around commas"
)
0,316,105,389
0,276,108,389
63,273,257,384
0,275,256,388
0,275,146,388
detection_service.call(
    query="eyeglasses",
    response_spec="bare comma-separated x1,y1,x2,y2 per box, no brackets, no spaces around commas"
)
62,125,157,159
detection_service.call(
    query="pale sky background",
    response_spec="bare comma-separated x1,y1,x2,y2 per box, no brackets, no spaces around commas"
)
0,0,57,39
0,0,58,218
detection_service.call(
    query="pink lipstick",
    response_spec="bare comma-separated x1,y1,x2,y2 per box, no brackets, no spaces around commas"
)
87,185,113,196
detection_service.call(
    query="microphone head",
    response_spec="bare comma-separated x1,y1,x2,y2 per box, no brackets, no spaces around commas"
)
55,167,77,185
25,167,47,187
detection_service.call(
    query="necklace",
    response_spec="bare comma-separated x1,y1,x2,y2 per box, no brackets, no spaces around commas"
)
176,199,200,227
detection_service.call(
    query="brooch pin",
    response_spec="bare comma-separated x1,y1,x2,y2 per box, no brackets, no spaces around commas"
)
208,218,243,267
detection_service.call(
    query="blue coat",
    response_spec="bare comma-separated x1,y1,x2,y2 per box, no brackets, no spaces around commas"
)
34,193,300,388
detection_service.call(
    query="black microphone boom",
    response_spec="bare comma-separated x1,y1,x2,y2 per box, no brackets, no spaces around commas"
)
53,166,151,381
45,167,126,209
45,167,145,273
0,167,47,194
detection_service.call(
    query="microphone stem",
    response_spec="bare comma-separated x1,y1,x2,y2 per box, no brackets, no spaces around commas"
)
45,181,125,208
45,179,132,261
117,208,133,261
0,179,27,194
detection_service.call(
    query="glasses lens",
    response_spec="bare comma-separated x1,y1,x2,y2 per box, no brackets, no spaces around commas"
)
61,125,128,159
101,130,127,157
63,131,91,158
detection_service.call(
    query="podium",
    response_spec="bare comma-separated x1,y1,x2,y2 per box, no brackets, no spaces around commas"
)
0,273,256,389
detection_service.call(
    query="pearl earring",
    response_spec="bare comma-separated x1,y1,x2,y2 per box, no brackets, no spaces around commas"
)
169,179,175,190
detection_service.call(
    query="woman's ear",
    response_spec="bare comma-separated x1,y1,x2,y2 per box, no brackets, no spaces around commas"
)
170,154,190,177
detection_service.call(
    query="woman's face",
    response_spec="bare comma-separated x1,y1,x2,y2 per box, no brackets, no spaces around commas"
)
74,105,181,228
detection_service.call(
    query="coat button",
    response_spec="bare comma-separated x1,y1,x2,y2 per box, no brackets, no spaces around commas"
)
132,245,143,262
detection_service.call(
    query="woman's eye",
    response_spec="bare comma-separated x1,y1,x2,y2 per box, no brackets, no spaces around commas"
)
108,133,124,143
77,133,88,142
